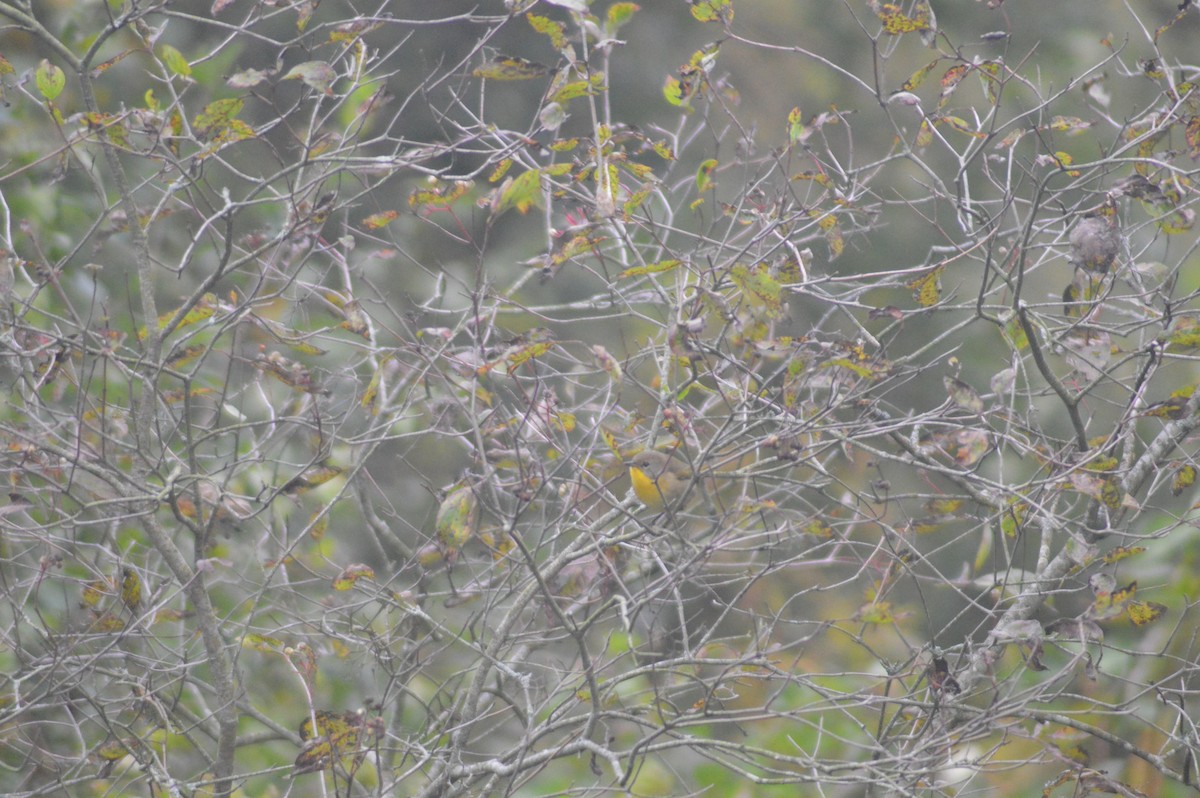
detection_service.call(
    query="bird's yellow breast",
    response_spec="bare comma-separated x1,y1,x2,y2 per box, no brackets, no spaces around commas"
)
629,465,668,509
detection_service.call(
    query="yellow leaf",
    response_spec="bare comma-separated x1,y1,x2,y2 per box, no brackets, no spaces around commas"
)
120,567,142,612
619,259,680,279
473,56,549,81
858,601,895,624
1100,545,1145,564
1172,464,1196,496
907,267,944,307
139,293,218,341
877,2,932,34
1127,600,1166,626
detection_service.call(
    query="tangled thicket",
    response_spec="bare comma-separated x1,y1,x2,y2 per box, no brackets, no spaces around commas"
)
2,1,1200,796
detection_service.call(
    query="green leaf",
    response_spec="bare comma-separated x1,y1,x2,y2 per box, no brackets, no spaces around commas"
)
695,158,717,193
730,263,783,319
36,59,65,101
663,75,686,106
691,0,733,23
159,45,192,78
787,107,805,144
494,169,544,216
903,59,940,92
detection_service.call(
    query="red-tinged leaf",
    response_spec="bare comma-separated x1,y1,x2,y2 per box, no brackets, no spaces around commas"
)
941,115,986,138
549,234,606,266
212,0,236,13
409,180,472,210
786,106,806,143
607,2,640,30
946,428,990,466
332,563,375,591
902,59,940,92
89,50,135,78
295,710,364,774
996,128,1025,149
473,56,549,81
1154,7,1189,42
284,61,337,95
1100,545,1145,564
939,64,969,98
488,159,513,183
361,210,398,229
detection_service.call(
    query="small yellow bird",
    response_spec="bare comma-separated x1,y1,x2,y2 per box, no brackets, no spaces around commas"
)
627,450,705,510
